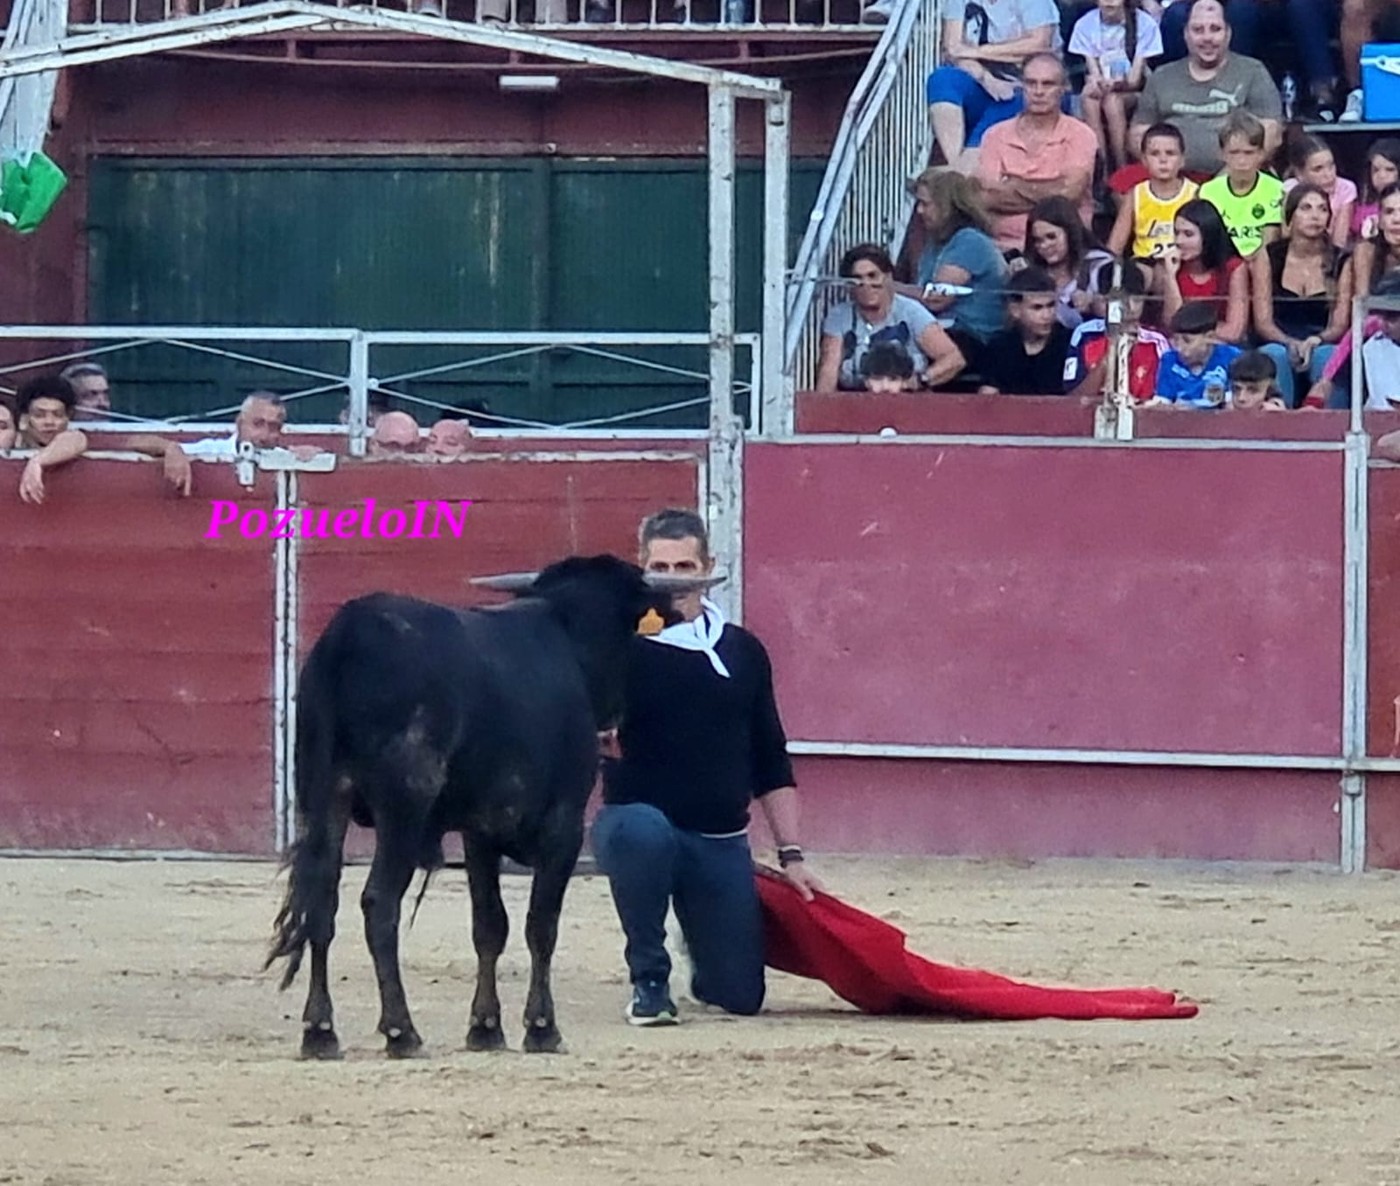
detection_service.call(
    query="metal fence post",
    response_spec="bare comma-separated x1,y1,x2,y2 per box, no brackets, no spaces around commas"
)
1341,295,1370,873
762,90,792,438
348,330,369,458
707,83,744,622
271,469,300,853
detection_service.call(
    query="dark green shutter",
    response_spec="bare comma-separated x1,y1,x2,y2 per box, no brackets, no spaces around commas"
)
87,156,823,426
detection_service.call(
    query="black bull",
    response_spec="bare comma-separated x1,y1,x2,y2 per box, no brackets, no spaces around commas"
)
265,554,705,1058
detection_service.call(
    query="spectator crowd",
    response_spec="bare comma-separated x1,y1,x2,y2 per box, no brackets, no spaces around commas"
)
819,0,1400,412
0,366,476,503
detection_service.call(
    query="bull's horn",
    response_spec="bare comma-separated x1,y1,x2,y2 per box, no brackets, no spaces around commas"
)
644,571,729,592
469,572,539,592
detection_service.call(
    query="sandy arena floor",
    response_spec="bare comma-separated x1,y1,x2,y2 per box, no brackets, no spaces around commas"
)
0,855,1397,1186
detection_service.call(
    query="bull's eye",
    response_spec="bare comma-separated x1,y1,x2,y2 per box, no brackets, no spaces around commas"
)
637,608,665,636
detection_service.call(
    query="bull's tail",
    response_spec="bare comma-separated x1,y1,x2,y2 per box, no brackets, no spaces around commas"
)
265,621,348,991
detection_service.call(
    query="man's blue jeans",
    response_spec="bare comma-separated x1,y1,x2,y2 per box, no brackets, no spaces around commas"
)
592,802,765,1015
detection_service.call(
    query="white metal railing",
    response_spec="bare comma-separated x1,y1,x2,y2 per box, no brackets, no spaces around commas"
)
66,0,882,32
0,0,64,157
0,325,763,444
783,0,939,391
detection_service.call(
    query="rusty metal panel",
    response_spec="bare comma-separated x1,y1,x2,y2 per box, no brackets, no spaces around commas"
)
0,459,278,852
744,442,1345,756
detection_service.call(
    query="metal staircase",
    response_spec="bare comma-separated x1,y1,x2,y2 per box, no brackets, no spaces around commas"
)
782,0,941,396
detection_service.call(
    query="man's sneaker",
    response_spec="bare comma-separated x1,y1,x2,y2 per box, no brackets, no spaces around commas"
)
1340,88,1364,123
626,979,679,1026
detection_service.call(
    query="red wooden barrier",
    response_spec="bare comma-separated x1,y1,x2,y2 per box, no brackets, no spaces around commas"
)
742,438,1354,864
295,454,701,655
796,394,1097,436
787,759,1342,864
1368,467,1400,758
0,459,277,852
5,421,1398,867
0,450,699,855
795,391,1400,441
745,441,1343,756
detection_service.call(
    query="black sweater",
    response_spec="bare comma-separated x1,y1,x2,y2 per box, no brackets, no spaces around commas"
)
601,625,796,834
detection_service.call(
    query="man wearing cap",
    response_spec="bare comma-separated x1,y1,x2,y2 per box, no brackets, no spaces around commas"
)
591,507,823,1028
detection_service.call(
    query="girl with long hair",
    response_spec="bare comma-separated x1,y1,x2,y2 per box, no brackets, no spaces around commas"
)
911,167,1008,369
1351,139,1400,244
1283,135,1357,251
1353,183,1400,298
1251,183,1354,407
1023,195,1115,329
1155,198,1249,343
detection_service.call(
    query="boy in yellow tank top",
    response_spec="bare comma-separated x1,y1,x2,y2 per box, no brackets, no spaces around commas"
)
1198,111,1283,258
1109,123,1198,265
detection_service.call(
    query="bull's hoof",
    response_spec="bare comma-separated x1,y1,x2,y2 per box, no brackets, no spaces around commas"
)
522,1020,564,1054
466,1019,507,1052
383,1026,424,1059
300,1023,342,1061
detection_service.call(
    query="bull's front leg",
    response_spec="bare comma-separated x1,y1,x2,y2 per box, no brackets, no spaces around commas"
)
521,839,579,1054
463,836,509,1051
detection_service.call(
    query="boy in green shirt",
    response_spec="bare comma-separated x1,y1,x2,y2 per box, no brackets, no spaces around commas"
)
1199,110,1283,258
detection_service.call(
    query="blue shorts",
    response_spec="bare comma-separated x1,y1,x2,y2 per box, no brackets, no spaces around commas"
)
926,66,1072,148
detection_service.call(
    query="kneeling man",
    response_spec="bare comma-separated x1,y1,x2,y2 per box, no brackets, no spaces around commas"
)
592,507,822,1026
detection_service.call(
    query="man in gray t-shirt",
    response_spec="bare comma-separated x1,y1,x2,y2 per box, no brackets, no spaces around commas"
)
1128,0,1280,176
820,294,939,390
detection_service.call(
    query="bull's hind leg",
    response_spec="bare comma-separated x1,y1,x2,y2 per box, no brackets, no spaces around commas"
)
521,841,579,1054
361,831,424,1058
302,943,341,1060
300,786,353,1059
463,835,509,1052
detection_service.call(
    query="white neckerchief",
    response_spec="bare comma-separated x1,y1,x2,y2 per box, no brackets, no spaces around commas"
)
646,597,730,678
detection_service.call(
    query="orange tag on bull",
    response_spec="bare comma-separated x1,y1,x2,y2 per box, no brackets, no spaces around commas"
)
637,608,665,636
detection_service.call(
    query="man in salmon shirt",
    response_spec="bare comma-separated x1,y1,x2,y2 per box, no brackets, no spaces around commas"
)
975,52,1099,254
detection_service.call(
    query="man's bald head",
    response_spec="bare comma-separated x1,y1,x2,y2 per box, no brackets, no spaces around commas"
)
426,418,472,459
1184,0,1230,67
369,410,423,457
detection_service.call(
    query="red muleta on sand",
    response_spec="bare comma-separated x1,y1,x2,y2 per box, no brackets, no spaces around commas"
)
756,867,1199,1022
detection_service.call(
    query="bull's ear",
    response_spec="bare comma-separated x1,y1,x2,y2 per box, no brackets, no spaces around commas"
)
643,571,729,593
468,572,539,593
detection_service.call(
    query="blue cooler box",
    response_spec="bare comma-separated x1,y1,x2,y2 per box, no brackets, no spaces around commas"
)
1363,43,1400,121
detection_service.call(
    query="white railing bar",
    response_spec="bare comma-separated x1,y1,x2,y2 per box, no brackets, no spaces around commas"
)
762,433,1351,452
0,325,362,341
787,740,1350,771
362,331,756,346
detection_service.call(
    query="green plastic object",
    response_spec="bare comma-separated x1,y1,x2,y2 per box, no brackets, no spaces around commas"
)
0,150,68,234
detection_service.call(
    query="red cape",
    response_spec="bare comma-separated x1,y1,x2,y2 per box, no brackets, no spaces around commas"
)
756,869,1198,1021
